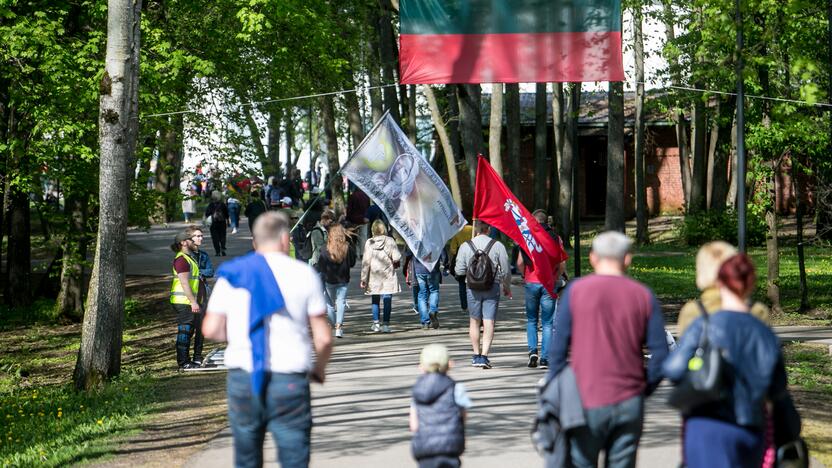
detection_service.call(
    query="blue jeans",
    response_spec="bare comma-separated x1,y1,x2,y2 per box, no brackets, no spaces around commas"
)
569,395,644,468
416,270,441,324
228,204,240,229
371,294,392,324
525,282,555,356
411,282,420,310
226,369,312,468
325,283,348,326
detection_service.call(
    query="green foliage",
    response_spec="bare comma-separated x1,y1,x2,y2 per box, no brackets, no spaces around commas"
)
785,343,832,394
0,300,59,328
677,209,766,247
0,372,156,467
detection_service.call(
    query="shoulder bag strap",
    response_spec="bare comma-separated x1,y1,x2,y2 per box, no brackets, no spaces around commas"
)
695,300,711,349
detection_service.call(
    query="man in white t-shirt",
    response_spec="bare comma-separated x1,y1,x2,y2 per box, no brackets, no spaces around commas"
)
202,211,332,468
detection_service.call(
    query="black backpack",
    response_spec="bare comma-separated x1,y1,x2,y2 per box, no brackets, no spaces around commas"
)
211,204,226,224
465,239,497,291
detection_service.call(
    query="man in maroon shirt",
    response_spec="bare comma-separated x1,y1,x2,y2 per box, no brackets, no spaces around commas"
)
548,231,668,468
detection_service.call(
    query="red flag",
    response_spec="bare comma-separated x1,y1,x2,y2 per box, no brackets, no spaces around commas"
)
473,156,568,296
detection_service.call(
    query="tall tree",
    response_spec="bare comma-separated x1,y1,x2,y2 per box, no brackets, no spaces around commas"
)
424,85,462,206
488,83,504,177
345,85,366,150
662,0,692,207
320,95,344,214
267,108,281,178
377,0,400,123
634,2,648,245
549,83,564,229
534,83,548,210
456,84,484,191
505,83,521,192
407,84,417,144
75,0,142,390
560,83,581,248
605,81,625,232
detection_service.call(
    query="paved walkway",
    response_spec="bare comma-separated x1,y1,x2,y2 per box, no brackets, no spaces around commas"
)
128,221,828,467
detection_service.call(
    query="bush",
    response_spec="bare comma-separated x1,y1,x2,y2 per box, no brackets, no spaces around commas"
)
678,209,765,247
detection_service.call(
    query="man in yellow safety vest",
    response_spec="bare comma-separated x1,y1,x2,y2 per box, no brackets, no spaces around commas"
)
170,228,204,369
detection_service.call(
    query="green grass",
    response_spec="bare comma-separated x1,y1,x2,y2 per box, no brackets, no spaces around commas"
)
0,372,157,467
783,343,832,466
785,343,832,394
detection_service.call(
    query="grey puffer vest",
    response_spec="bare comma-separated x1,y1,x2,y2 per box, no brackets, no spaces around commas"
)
411,373,465,459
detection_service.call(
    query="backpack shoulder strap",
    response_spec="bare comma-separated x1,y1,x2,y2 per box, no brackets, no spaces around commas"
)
483,239,497,255
465,240,477,252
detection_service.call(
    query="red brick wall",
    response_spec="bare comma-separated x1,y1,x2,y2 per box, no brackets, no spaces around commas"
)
648,147,686,215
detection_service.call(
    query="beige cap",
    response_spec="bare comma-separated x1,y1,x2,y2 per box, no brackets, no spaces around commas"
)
420,344,450,373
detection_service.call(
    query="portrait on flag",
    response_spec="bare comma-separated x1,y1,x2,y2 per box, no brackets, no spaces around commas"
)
342,114,466,270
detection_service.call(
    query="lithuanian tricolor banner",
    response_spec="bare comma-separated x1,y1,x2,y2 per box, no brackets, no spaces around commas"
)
399,0,623,84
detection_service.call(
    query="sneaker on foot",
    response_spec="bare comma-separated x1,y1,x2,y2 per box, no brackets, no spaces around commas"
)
481,356,492,369
192,358,203,367
382,325,391,333
335,328,343,338
539,359,549,369
412,307,419,315
232,228,238,234
429,313,440,329
527,353,539,368
179,362,199,370
421,323,429,330
472,355,483,367
371,322,381,332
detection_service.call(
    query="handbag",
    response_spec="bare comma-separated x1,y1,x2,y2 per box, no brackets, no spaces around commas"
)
666,302,728,414
776,438,809,468
203,214,213,228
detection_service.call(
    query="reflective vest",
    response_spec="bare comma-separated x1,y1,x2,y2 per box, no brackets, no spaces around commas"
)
170,252,200,305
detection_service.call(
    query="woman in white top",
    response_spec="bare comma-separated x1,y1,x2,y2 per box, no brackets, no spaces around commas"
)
360,220,401,333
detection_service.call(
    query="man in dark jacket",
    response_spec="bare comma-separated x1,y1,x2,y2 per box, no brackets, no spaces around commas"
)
345,185,370,257
244,190,268,233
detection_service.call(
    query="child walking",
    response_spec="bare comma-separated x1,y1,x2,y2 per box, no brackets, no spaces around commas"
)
410,344,472,468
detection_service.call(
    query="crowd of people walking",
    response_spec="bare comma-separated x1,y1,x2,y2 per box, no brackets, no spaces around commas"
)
165,190,805,468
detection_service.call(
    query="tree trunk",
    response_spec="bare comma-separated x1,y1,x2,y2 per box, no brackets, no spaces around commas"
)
505,83,521,192
284,109,294,176
408,85,417,144
560,83,581,249
689,92,708,213
345,88,365,150
550,83,564,229
535,83,548,211
0,78,7,292
793,157,810,311
663,1,692,207
377,1,400,123
488,83,504,177
57,196,88,321
456,84,483,192
709,97,735,211
366,31,384,125
446,86,463,168
154,116,180,223
821,0,832,240
6,153,31,307
634,4,648,244
320,96,344,214
424,85,462,207
605,81,625,232
267,108,281,178
75,0,142,391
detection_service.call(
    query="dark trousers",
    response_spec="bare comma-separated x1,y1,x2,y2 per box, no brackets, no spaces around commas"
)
456,276,467,310
227,369,312,468
417,455,461,468
173,304,204,366
210,223,227,255
569,395,644,468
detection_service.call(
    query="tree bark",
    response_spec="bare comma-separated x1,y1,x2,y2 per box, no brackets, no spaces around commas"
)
488,84,504,177
377,1,400,123
605,81,625,232
550,83,564,228
689,92,708,213
662,1,692,207
424,85,462,207
75,0,142,391
709,97,735,211
535,83,548,210
634,3,648,245
456,84,484,192
793,157,810,311
446,86,463,169
6,150,31,307
284,109,294,176
366,30,384,125
57,196,89,321
407,85,417,144
320,96,344,214
560,83,581,248
505,83,521,192
266,107,281,178
345,88,365,150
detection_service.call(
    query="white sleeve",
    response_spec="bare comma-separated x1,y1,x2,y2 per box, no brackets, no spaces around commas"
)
454,383,473,409
206,278,235,315
305,268,327,317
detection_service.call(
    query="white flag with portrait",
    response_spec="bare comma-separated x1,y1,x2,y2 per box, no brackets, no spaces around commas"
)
342,113,466,270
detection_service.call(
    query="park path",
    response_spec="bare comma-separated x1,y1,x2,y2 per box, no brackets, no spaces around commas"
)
126,221,829,467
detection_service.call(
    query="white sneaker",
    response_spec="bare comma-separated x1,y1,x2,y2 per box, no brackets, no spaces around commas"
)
382,325,391,333
371,322,381,332
335,328,343,338
232,228,238,234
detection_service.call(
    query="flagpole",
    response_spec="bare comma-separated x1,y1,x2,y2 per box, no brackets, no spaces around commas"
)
290,110,392,234
572,83,582,278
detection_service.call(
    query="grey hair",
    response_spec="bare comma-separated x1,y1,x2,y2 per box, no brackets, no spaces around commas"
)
211,190,222,202
472,219,491,234
253,211,290,244
591,231,633,261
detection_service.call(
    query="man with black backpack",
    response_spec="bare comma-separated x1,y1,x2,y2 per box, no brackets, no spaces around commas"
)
454,220,511,370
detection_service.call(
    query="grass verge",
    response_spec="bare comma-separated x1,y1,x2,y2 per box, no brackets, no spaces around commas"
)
784,343,832,466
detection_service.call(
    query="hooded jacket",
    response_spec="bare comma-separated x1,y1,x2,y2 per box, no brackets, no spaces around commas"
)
411,373,465,459
360,235,401,295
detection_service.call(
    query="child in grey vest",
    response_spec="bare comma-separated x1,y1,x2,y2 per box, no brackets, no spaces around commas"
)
410,344,472,468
